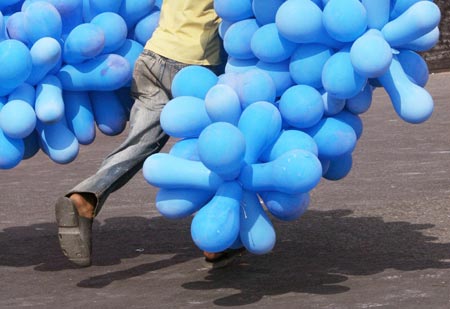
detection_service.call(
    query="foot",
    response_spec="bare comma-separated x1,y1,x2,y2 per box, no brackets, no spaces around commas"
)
203,248,246,269
55,194,96,267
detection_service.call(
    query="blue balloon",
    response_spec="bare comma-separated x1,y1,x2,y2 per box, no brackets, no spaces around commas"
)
275,0,323,43
143,153,224,190
322,47,367,99
260,191,310,221
345,83,373,115
239,191,276,254
160,96,211,138
239,149,322,194
361,0,390,30
87,0,122,16
35,75,64,124
191,182,242,253
63,23,105,64
256,60,294,97
23,1,62,44
378,55,434,124
27,37,61,85
198,122,246,180
90,91,127,136
250,23,298,63
397,50,429,87
381,1,440,47
322,92,346,116
171,65,218,99
204,84,241,125
118,0,156,30
6,12,29,45
0,128,24,169
22,129,40,160
114,39,144,86
238,101,282,164
350,29,392,78
91,12,128,54
305,116,357,159
133,8,160,45
252,0,285,25
156,188,214,220
214,0,253,22
390,0,433,20
223,18,259,60
261,129,318,162
235,69,276,108
333,110,363,140
58,54,131,91
279,85,324,129
398,27,440,52
0,39,32,91
322,0,367,42
323,153,353,180
169,138,200,161
64,91,96,145
0,99,36,139
289,43,333,89
224,57,258,74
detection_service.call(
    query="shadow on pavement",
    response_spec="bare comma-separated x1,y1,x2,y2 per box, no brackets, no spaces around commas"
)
1,209,450,306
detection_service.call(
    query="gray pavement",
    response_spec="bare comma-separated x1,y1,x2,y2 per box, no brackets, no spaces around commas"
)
1,72,450,308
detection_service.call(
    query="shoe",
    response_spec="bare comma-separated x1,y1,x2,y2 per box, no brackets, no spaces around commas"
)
203,247,246,269
55,197,92,267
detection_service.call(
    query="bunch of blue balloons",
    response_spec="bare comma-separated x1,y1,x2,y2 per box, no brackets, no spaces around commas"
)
0,0,162,169
143,0,441,255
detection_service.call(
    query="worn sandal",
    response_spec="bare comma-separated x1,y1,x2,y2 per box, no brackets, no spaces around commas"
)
55,197,93,267
203,247,246,269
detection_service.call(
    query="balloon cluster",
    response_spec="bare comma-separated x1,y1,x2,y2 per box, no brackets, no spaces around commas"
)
0,0,162,169
143,0,441,255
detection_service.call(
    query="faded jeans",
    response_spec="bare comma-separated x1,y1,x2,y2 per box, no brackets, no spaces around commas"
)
67,49,221,216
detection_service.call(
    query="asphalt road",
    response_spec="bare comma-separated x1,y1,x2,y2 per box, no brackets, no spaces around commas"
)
1,72,450,308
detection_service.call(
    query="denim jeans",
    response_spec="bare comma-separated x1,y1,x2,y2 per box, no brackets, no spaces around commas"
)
67,50,220,216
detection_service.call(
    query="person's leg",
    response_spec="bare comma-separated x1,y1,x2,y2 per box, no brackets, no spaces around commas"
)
56,50,188,266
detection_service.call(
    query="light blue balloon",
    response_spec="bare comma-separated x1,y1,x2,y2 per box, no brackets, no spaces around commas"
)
238,101,282,164
223,18,259,60
23,1,62,44
240,149,322,194
378,55,434,124
36,117,79,164
133,8,160,46
305,116,357,159
390,0,433,20
256,60,294,97
90,91,127,136
345,83,373,115
381,1,440,47
143,153,224,190
250,23,298,63
398,27,440,52
119,0,156,30
204,84,241,125
322,47,367,99
198,122,246,180
160,96,211,138
58,54,131,91
0,39,32,90
5,12,29,45
239,191,276,254
235,69,276,108
218,19,233,40
91,12,127,54
322,0,367,42
35,75,64,124
260,191,310,221
214,0,253,22
224,57,258,74
261,129,319,162
8,82,35,106
169,138,200,161
361,0,390,30
27,37,61,85
252,0,285,25
0,99,36,139
333,110,363,140
217,71,241,90
64,91,96,145
275,0,323,43
322,92,346,116
279,85,324,129
396,49,429,87
0,128,24,169
114,39,144,86
171,65,218,99
191,181,242,253
63,23,105,64
350,29,392,78
289,43,333,89
156,188,214,220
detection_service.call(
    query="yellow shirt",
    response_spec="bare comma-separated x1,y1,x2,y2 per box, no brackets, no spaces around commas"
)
145,0,222,65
